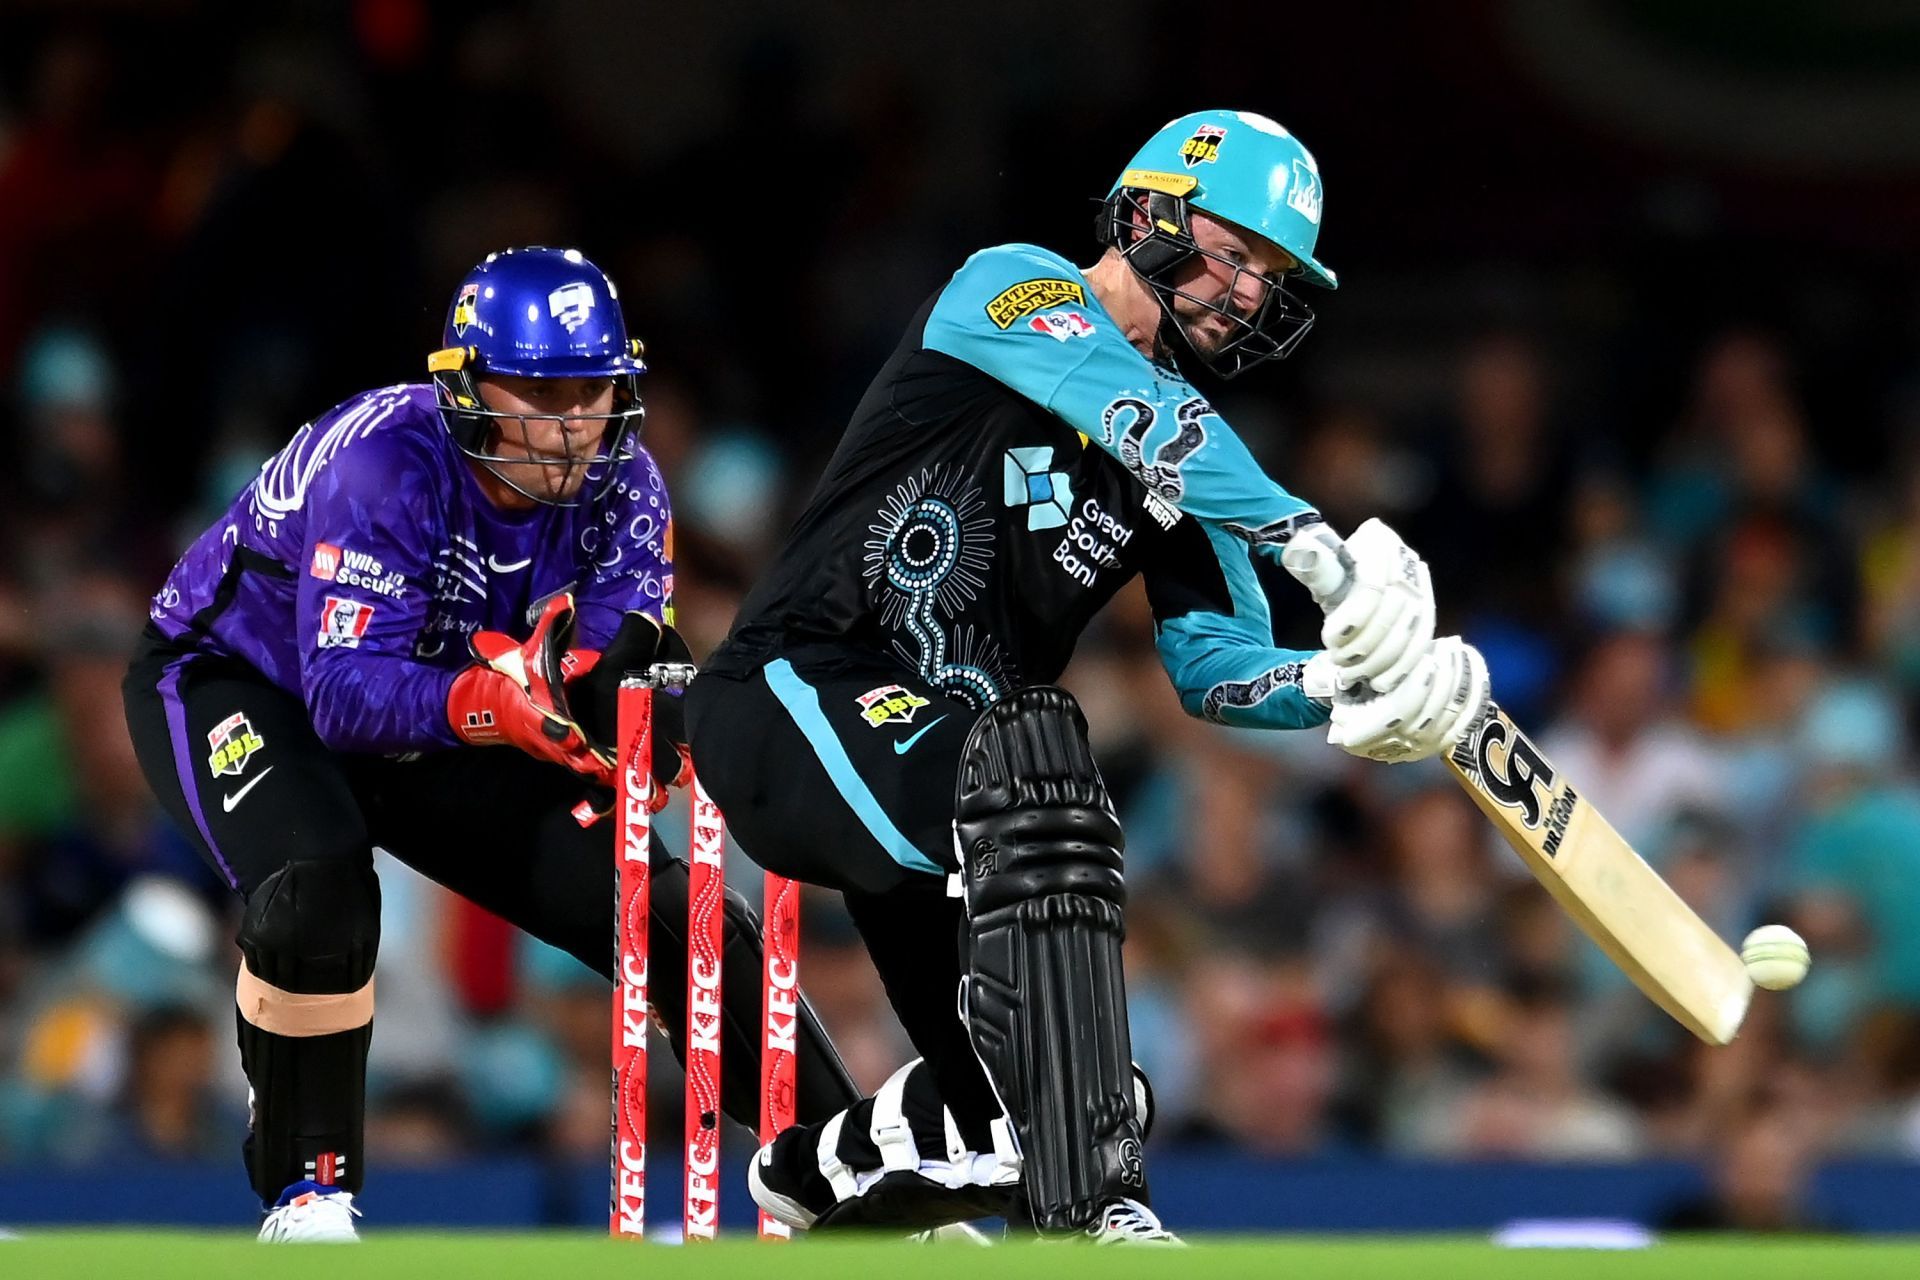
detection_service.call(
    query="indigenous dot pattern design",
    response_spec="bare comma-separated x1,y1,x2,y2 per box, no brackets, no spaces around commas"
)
861,465,1004,707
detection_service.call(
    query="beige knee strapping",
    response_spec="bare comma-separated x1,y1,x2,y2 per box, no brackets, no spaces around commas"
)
236,966,375,1037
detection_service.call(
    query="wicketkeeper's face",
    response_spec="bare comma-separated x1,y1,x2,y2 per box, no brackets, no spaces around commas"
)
474,374,618,503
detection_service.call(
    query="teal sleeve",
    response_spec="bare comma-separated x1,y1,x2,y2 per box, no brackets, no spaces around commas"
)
1144,514,1329,730
922,243,1325,560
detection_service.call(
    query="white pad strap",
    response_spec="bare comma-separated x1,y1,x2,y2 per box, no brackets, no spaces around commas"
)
870,1062,920,1174
942,1107,969,1166
816,1112,859,1203
988,1116,1023,1185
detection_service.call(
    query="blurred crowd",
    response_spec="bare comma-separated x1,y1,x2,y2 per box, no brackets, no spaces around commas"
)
2,3,1919,1232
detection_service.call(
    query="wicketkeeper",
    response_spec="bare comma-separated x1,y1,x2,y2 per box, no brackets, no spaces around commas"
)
122,247,859,1241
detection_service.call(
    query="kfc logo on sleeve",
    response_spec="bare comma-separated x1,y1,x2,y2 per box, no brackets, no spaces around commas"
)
1028,310,1096,342
319,596,376,649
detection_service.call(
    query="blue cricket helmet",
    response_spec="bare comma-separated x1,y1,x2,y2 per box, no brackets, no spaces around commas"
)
428,246,646,505
1097,110,1337,377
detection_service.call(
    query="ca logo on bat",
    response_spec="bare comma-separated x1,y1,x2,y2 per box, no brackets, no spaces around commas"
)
1468,713,1555,830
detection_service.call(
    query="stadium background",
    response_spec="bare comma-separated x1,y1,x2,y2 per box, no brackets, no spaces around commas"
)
4,0,1920,1235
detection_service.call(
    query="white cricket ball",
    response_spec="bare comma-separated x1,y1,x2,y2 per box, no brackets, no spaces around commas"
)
1741,924,1811,991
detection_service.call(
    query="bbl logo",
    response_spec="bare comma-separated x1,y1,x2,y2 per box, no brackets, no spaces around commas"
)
857,684,932,728
1180,123,1226,168
452,283,479,335
207,711,266,778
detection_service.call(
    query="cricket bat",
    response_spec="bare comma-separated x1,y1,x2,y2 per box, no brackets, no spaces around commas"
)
1283,533,1754,1045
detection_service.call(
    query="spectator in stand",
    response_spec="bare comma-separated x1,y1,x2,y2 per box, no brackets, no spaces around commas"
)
0,571,216,948
1785,680,1920,1057
1659,1104,1834,1232
1414,979,1644,1160
1540,628,1730,856
1407,330,1575,628
1338,948,1481,1154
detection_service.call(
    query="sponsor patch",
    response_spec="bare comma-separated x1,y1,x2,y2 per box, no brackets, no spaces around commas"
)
206,711,266,778
1027,309,1096,342
452,283,479,335
1002,445,1076,532
310,543,406,598
1180,123,1226,168
984,278,1085,330
320,596,376,649
857,684,932,728
1050,495,1135,589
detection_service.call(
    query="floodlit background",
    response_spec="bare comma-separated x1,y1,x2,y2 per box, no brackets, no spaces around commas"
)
4,0,1920,1234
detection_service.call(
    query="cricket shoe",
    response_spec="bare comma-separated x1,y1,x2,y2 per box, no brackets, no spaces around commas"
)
748,1134,826,1231
258,1181,361,1243
1086,1197,1183,1246
750,1129,1010,1236
911,1222,995,1244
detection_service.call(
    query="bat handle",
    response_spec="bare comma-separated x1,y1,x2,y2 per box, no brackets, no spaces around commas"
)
1281,530,1358,608
1282,530,1380,704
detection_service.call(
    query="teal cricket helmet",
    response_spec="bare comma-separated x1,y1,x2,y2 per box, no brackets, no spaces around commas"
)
1097,109,1336,376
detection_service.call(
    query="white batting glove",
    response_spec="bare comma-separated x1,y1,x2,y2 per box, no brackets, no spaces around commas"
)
1283,518,1435,693
1326,637,1489,763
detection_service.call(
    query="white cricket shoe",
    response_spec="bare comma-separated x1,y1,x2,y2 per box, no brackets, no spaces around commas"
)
1086,1197,1183,1246
258,1182,361,1243
747,1143,820,1230
912,1222,994,1244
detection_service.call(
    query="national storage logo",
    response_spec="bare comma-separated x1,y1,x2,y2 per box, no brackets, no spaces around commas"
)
984,278,1085,330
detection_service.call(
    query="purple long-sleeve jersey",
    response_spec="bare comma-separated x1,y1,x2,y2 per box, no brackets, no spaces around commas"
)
148,383,673,754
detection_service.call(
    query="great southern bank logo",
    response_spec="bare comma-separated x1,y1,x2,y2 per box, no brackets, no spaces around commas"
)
1002,446,1074,531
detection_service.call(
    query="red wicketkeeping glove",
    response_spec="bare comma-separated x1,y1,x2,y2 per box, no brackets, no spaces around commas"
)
559,613,696,825
447,593,614,784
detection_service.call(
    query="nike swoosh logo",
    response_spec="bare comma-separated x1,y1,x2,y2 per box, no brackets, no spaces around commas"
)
223,766,275,812
487,555,533,573
892,716,948,755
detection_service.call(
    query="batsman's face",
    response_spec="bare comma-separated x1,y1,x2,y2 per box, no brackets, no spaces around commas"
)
475,374,617,504
1169,211,1297,356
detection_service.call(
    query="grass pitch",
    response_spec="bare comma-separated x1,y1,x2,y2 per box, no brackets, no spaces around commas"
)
4,1234,1919,1279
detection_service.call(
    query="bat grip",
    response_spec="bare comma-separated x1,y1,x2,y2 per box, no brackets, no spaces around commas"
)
1283,534,1358,608
1283,532,1377,703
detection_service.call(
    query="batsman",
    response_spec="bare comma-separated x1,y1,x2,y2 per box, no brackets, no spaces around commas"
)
688,110,1490,1242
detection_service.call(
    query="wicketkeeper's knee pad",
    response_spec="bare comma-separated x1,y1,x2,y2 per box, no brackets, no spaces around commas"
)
234,858,380,1202
954,685,1147,1233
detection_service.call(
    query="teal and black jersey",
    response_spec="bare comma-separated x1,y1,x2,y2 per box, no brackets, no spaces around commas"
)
709,243,1331,731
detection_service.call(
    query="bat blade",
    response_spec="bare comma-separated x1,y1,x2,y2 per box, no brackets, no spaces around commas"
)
1444,703,1753,1045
